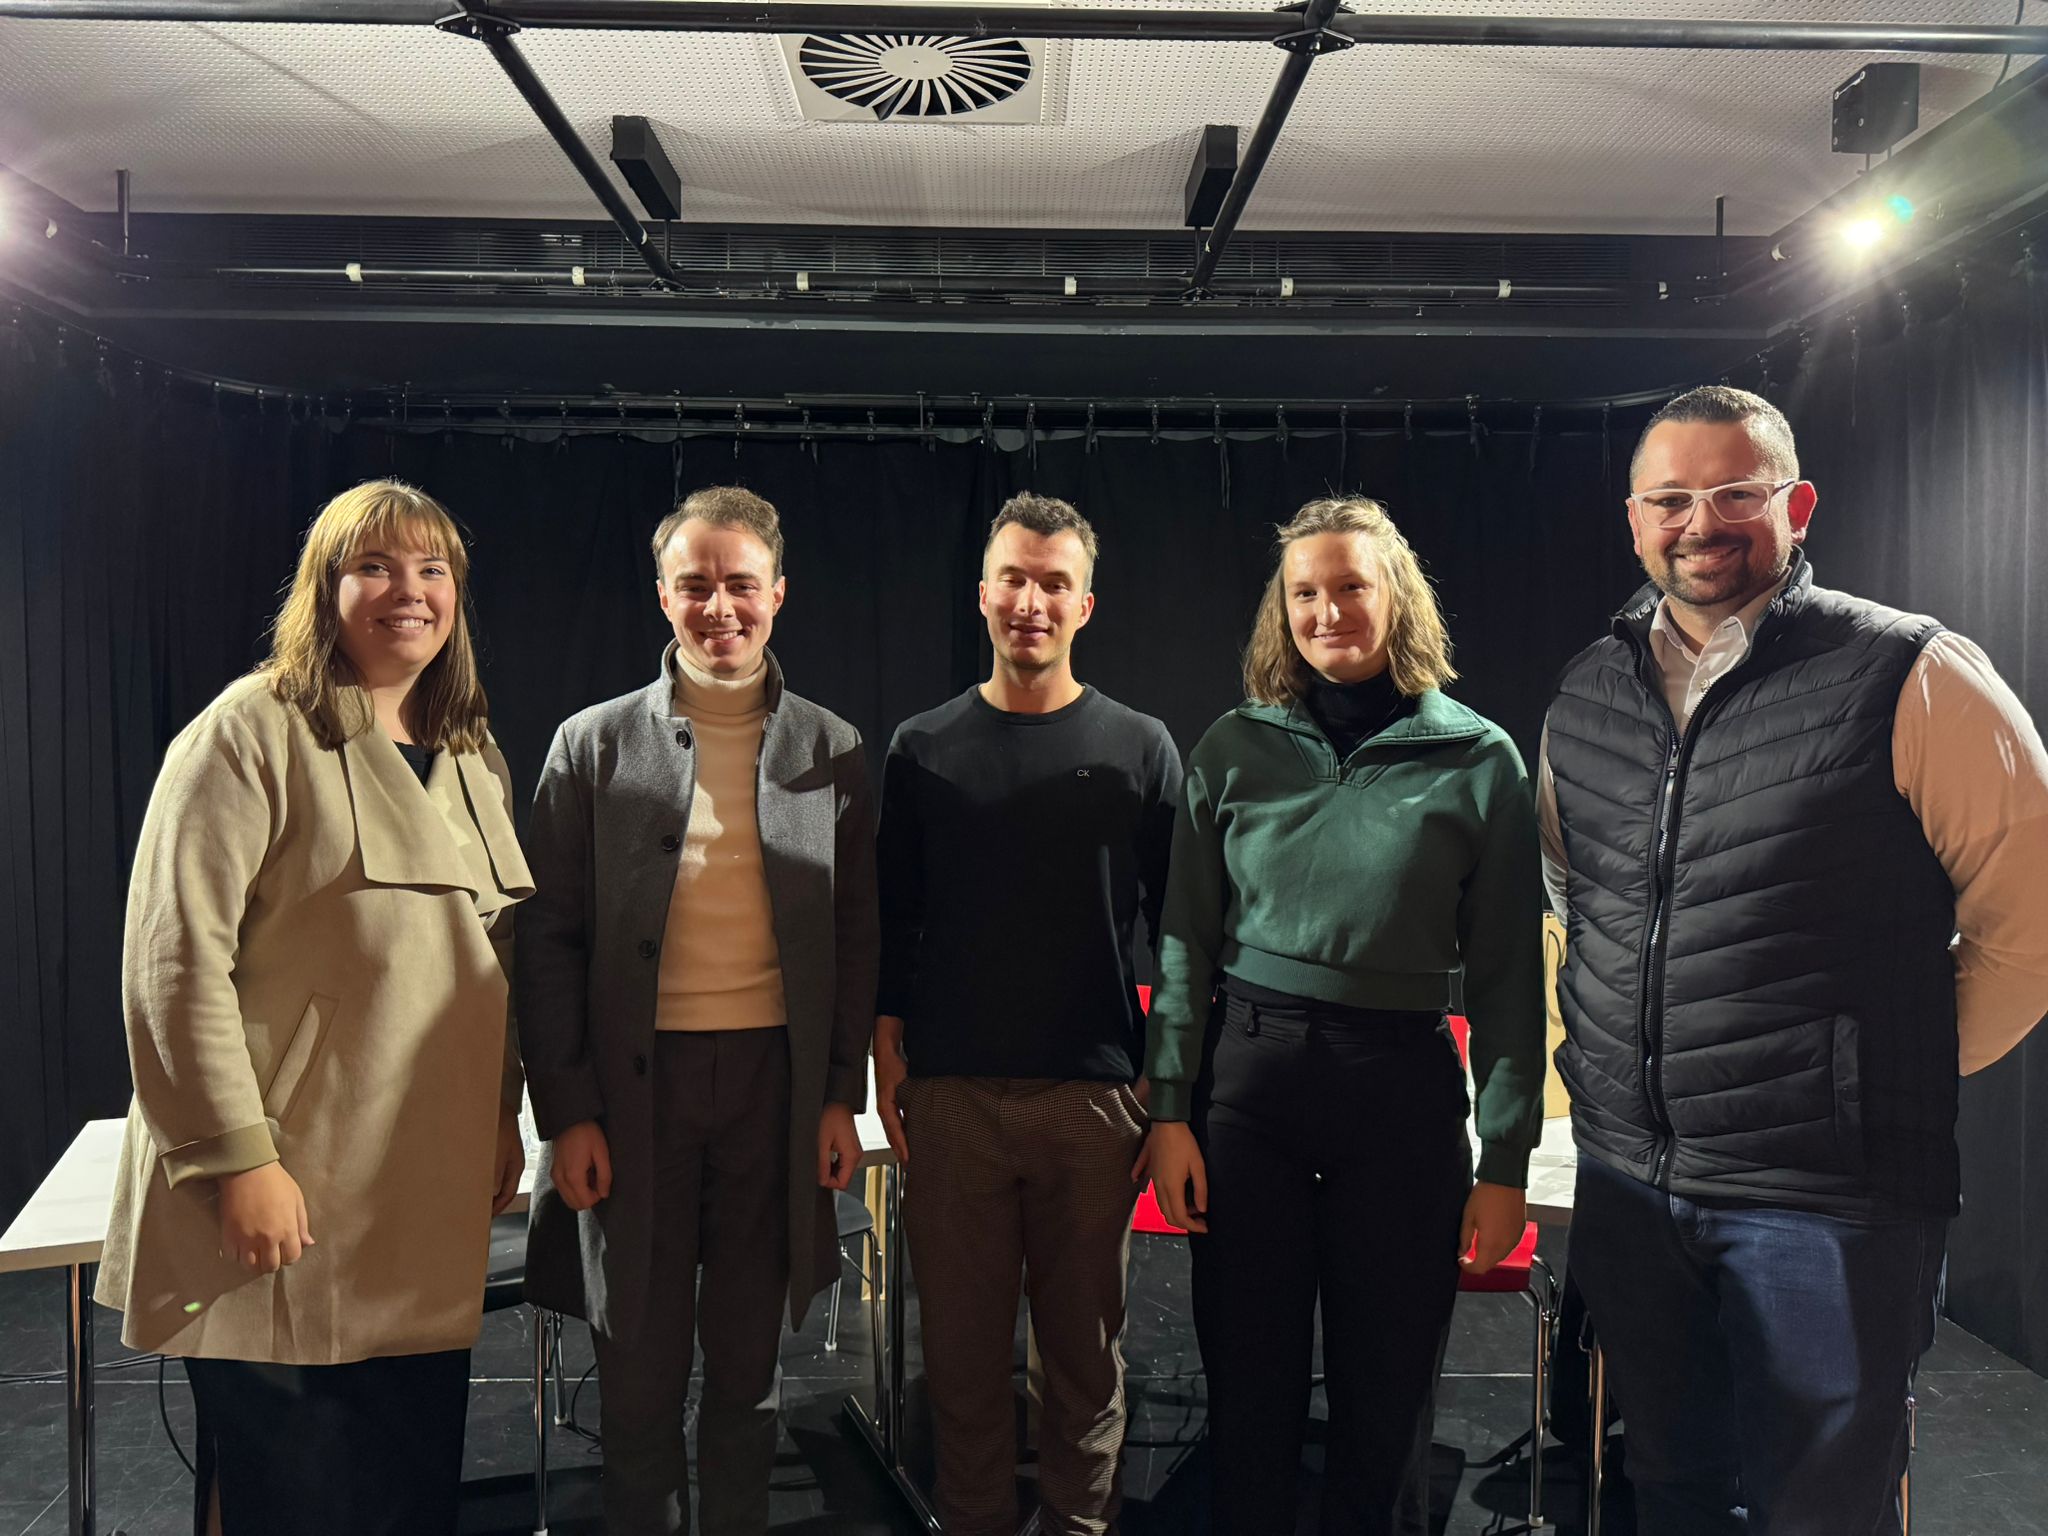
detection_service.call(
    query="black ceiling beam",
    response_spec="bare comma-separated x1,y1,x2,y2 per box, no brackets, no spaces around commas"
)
436,10,681,288
1189,0,1347,296
3,2,2047,54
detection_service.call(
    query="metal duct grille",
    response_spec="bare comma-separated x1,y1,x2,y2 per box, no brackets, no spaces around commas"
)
798,34,1033,120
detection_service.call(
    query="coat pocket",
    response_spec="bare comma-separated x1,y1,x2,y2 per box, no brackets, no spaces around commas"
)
262,993,337,1126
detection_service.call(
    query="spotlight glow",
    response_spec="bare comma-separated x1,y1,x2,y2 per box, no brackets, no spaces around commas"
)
1841,216,1887,252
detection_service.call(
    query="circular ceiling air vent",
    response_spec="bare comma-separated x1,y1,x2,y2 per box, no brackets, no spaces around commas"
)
798,34,1033,120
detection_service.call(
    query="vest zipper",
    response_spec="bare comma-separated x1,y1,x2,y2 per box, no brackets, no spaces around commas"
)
1635,661,1755,1187
1637,723,1681,1185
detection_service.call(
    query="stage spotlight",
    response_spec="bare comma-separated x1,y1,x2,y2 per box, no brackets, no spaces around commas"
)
1837,193,1918,255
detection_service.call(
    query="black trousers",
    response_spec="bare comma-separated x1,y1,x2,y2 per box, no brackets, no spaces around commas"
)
590,1028,792,1536
186,1348,470,1536
1191,988,1471,1536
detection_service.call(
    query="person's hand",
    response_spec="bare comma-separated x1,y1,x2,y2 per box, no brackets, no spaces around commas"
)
491,1106,526,1216
550,1120,612,1211
818,1103,862,1192
1144,1121,1208,1233
217,1162,314,1274
1458,1181,1527,1274
873,1016,910,1164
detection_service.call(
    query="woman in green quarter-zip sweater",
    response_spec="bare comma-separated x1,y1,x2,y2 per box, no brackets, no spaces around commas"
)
1142,498,1546,1535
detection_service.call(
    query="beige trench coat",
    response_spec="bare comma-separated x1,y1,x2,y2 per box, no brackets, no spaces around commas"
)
96,674,534,1363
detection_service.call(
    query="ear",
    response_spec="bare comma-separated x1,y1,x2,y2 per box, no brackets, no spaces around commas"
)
770,575,787,614
977,579,990,619
1073,590,1097,630
1785,481,1817,543
1624,498,1649,562
655,578,673,619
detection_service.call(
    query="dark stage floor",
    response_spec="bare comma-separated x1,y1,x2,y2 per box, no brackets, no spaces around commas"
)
4,1231,2044,1535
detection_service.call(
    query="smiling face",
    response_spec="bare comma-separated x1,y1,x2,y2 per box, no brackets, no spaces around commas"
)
978,522,1095,676
657,517,786,677
1628,419,1816,620
333,541,457,690
1284,531,1394,684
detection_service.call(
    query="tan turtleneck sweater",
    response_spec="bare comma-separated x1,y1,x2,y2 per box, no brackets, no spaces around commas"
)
655,649,787,1032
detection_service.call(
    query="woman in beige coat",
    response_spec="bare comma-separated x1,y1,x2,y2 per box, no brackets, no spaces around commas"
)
95,481,533,1536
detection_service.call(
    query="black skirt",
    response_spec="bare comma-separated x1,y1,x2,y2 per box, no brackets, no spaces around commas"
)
185,1349,471,1536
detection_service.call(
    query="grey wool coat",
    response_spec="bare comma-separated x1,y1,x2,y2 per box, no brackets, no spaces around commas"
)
517,645,879,1334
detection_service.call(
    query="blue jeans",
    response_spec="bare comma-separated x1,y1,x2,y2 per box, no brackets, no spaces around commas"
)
1567,1154,1946,1535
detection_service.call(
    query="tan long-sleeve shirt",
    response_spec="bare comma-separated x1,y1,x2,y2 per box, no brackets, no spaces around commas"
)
655,651,787,1032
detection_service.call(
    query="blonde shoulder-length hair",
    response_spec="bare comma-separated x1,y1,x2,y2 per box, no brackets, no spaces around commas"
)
263,480,490,753
1242,497,1458,706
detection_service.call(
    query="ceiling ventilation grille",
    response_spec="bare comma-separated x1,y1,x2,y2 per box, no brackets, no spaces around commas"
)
780,31,1047,124
797,34,1034,120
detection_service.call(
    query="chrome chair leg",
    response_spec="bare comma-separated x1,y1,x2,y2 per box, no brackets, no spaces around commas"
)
826,1275,844,1352
864,1229,883,1435
1587,1337,1608,1536
1529,1291,1551,1528
531,1306,552,1536
549,1311,568,1427
1901,1392,1916,1535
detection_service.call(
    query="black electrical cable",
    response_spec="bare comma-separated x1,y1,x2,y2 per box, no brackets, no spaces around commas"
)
1998,1,2029,85
158,1356,196,1475
0,1352,167,1384
561,1360,601,1447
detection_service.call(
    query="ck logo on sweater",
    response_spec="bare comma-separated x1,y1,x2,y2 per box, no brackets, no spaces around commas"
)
1076,769,1090,777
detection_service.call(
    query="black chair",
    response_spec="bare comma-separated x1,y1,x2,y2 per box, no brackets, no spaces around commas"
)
824,1189,881,1355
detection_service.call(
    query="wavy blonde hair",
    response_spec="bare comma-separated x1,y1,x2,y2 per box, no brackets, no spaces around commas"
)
264,480,490,752
1242,497,1457,706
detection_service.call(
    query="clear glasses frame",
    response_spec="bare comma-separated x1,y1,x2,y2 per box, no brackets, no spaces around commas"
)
1628,479,1797,530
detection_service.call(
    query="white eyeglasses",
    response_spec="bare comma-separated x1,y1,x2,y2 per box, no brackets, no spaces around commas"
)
1628,480,1796,529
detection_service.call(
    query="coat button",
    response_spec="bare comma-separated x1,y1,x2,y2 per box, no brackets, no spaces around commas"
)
660,833,680,852
675,727,691,746
633,1054,648,1076
637,939,656,959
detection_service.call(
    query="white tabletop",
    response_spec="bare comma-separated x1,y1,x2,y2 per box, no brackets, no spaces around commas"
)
1520,1114,1579,1226
0,1103,901,1278
1,1098,1568,1278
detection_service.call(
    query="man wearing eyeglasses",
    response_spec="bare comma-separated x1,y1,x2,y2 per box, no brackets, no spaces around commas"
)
1538,385,2048,1533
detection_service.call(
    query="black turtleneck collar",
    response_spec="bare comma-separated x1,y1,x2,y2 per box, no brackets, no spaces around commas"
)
1304,668,1413,758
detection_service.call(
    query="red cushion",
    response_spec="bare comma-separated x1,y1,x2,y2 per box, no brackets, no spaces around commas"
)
1132,1180,1185,1235
1458,1220,1539,1293
1448,1013,1469,1068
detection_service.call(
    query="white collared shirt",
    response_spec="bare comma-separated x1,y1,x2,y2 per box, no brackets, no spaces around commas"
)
1537,582,2048,1075
1647,573,1788,732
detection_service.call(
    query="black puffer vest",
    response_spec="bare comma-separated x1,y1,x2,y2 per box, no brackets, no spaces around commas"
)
1548,553,1958,1217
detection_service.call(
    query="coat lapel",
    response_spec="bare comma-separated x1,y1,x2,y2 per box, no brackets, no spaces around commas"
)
341,725,533,916
453,751,535,916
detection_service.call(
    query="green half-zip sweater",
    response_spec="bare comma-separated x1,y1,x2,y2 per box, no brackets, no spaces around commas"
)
1145,689,1547,1187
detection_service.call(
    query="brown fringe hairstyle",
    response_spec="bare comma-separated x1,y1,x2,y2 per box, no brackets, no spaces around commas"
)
1241,497,1458,706
264,480,490,753
651,485,785,579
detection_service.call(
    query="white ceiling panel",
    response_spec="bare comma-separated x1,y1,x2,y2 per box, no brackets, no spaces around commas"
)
0,1,2033,234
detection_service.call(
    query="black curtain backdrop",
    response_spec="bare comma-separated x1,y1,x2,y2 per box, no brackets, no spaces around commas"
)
3,271,2043,1370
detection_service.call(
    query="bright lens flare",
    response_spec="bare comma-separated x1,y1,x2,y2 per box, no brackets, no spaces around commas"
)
1840,216,1887,252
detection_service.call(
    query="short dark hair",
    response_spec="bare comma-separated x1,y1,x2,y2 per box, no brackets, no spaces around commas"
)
1631,385,1800,486
984,493,1099,589
652,486,784,579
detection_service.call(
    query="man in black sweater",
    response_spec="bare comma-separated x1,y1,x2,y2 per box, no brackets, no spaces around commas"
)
875,493,1181,1536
